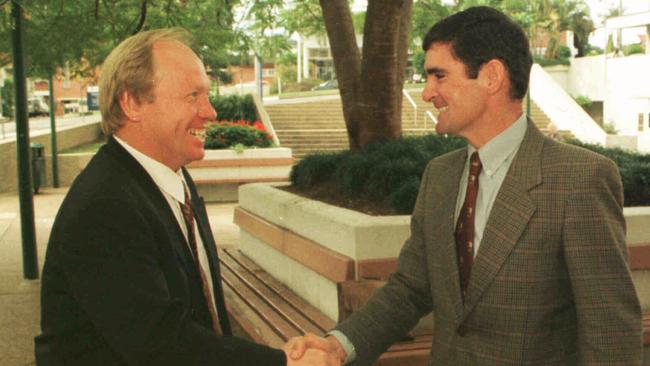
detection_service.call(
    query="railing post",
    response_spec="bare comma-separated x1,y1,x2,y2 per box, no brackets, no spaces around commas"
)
402,89,418,127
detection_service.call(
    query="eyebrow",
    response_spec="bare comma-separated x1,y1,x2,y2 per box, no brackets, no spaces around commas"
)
425,67,446,75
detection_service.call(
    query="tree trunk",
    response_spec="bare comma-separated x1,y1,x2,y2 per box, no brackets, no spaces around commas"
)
320,0,363,149
320,0,412,150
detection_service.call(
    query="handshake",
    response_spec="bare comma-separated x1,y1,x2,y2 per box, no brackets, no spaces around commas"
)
282,333,347,366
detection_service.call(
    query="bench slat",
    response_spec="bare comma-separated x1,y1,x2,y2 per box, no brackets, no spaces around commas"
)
221,276,287,347
226,249,336,331
221,250,326,336
221,260,303,343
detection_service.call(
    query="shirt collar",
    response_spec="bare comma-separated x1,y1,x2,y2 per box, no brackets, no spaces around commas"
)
468,113,527,177
114,136,186,203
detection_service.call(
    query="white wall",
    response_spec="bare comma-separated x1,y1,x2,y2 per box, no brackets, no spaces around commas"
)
567,54,650,137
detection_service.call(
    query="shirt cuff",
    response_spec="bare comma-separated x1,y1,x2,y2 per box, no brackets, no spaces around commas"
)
327,330,356,365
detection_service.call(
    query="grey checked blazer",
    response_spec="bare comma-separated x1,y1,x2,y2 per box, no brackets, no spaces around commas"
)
335,122,643,365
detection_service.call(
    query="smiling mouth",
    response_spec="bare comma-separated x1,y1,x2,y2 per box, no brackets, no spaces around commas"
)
437,106,449,112
189,129,205,141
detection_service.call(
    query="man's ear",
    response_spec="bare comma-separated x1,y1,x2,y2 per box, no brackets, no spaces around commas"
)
480,59,507,95
118,91,143,122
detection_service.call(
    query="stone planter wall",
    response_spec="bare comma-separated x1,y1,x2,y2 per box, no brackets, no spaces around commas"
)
187,148,292,202
0,120,102,192
236,183,650,322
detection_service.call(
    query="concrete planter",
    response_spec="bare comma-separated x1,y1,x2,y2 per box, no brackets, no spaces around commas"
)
187,148,293,202
236,183,650,322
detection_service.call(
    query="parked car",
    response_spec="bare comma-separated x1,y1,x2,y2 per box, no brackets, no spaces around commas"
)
311,79,338,91
28,98,49,117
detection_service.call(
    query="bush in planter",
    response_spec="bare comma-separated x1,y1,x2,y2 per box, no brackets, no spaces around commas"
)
291,134,466,214
208,94,257,122
291,134,650,214
204,120,273,149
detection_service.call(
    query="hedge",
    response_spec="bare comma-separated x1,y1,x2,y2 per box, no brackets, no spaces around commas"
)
291,135,650,214
209,94,257,122
204,120,273,149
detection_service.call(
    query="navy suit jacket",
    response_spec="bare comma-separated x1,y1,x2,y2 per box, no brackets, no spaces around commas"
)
35,137,285,366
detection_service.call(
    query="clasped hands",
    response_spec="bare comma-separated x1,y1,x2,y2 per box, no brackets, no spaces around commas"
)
282,333,347,366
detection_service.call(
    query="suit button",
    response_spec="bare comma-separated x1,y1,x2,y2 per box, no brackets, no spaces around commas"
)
457,325,467,337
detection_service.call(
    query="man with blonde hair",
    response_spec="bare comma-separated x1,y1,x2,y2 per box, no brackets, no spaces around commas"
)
35,28,338,366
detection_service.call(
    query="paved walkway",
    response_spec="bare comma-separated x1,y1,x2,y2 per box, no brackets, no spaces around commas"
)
0,187,240,366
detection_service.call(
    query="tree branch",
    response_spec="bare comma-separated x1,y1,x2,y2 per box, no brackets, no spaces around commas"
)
131,0,148,35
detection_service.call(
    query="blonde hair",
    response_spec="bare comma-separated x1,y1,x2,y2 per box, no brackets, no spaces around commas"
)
99,28,193,135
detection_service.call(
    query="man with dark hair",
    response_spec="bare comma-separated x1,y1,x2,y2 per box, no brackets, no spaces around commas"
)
290,6,642,365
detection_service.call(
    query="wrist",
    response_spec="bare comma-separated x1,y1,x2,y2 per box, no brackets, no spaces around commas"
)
325,335,348,362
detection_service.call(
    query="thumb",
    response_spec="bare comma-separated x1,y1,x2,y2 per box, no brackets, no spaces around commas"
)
286,338,307,360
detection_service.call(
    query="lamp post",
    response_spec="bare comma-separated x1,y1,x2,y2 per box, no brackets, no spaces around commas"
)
11,0,39,280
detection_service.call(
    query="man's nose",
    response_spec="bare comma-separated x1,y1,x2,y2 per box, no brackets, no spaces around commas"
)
422,78,437,102
199,96,217,120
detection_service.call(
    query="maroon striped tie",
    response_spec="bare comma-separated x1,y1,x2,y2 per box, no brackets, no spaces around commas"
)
455,152,482,300
181,185,222,334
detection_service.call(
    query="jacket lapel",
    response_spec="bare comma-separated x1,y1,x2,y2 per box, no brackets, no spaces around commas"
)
428,149,467,320
104,137,195,273
461,121,544,319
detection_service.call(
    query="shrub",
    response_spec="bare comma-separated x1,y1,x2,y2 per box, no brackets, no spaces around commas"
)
291,134,467,214
209,94,257,122
204,120,273,149
624,44,644,56
290,152,347,188
573,95,592,107
534,56,570,67
291,134,650,214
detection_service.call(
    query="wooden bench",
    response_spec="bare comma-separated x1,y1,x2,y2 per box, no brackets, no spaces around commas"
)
219,248,432,365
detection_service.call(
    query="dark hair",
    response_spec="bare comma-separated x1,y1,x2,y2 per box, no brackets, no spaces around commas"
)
422,6,532,100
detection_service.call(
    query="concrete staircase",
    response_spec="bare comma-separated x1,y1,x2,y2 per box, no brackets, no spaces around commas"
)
265,90,560,158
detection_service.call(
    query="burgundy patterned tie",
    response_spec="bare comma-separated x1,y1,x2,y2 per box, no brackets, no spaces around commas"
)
455,152,482,300
181,185,222,334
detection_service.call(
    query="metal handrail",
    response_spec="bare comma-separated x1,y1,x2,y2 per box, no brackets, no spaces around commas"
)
251,92,281,146
402,89,417,126
425,110,437,129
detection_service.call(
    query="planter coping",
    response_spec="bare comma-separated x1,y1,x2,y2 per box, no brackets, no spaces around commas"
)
202,147,291,160
238,183,410,260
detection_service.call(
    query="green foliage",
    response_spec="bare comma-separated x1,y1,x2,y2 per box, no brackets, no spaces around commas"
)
1,78,14,118
281,0,326,38
413,50,425,78
606,34,615,54
573,95,592,107
586,45,604,56
566,139,650,206
558,45,572,59
280,79,322,93
390,176,421,214
624,44,644,56
534,56,571,67
209,94,257,122
352,12,366,35
293,135,650,214
291,134,466,214
1,1,237,80
203,121,273,150
291,153,347,188
602,123,618,134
